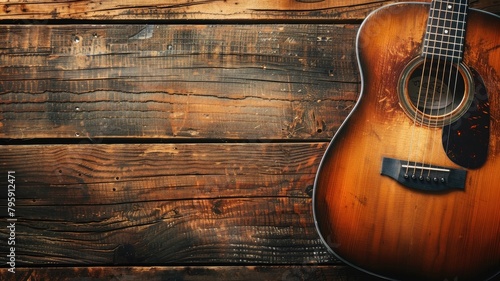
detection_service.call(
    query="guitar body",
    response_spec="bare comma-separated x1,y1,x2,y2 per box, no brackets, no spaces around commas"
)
313,3,500,281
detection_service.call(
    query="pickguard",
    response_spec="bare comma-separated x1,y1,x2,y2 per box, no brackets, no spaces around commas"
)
443,68,490,169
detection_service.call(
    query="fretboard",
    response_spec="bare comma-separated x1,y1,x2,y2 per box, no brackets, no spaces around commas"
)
422,0,468,63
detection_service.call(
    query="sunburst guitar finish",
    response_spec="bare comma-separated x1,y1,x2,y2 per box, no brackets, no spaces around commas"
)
313,2,500,280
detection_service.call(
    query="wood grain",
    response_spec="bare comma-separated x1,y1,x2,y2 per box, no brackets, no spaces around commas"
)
0,143,332,265
0,143,325,204
0,0,498,21
0,266,380,281
3,0,497,279
1,197,329,265
0,24,358,140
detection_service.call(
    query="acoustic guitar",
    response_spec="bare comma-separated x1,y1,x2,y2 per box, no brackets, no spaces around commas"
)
313,0,500,280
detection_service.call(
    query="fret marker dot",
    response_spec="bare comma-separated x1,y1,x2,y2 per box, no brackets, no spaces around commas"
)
444,29,449,34
447,4,452,9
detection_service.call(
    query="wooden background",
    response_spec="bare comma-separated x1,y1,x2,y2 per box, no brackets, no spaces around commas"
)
0,0,499,280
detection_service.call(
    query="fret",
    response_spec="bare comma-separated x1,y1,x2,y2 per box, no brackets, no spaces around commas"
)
422,50,463,62
432,0,467,9
426,31,465,42
423,45,463,52
427,23,464,32
426,29,465,38
422,0,468,62
428,17,467,28
423,39,464,53
423,45,464,59
429,9,467,18
427,18,466,27
424,38,464,48
423,44,464,54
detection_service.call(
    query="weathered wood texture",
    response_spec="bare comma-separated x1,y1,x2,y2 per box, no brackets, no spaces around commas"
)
0,0,498,21
0,143,328,265
0,266,380,281
0,24,357,140
2,0,499,280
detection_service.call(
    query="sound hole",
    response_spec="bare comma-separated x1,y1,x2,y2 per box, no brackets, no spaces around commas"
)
398,58,473,127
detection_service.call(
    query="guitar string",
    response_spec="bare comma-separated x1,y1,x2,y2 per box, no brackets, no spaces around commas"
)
421,2,453,176
444,1,468,159
412,0,441,178
405,2,434,176
424,57,443,178
426,0,467,178
419,49,440,177
427,0,459,179
406,0,465,177
406,0,437,177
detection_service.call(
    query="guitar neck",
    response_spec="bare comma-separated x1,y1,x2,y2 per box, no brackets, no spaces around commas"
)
422,0,469,63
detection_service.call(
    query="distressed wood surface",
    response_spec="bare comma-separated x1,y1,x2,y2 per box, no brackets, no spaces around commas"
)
0,143,329,265
0,143,325,204
3,0,498,280
0,266,380,281
0,0,498,21
3,197,327,265
0,24,358,140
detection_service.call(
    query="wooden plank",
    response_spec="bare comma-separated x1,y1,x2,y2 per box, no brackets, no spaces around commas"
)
1,197,331,265
0,0,498,21
0,24,358,140
0,143,333,265
0,143,326,204
0,266,380,281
